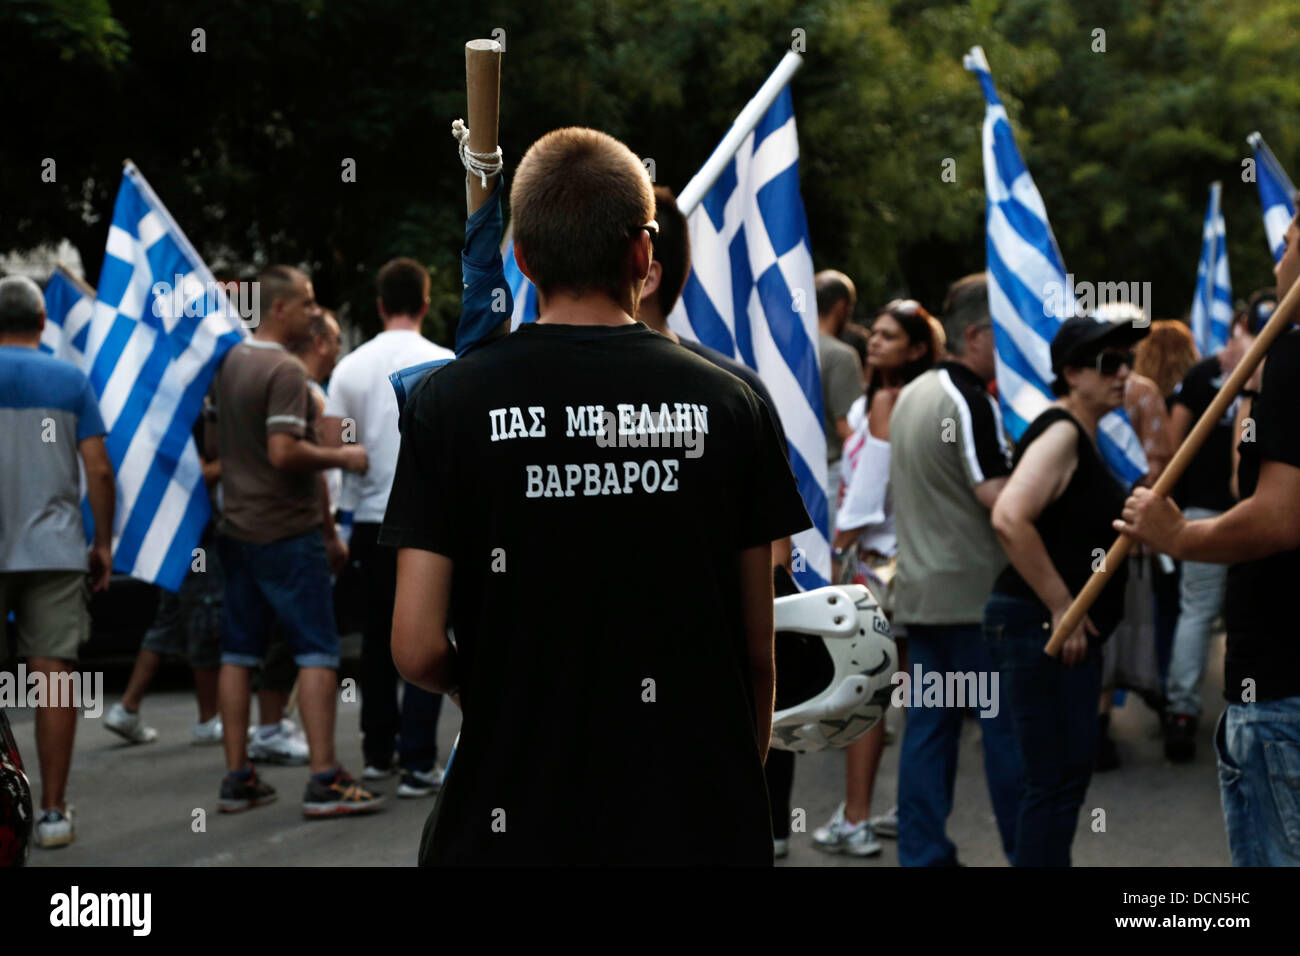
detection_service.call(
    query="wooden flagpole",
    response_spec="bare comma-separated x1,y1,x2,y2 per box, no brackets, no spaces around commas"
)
464,39,502,216
1045,276,1300,655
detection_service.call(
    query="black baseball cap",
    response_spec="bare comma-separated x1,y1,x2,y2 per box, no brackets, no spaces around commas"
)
1241,289,1277,336
1050,314,1150,375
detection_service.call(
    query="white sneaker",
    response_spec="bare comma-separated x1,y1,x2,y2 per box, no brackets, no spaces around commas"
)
191,715,223,745
248,721,309,765
363,764,396,780
812,803,882,857
869,806,899,839
105,702,158,744
35,807,75,848
397,766,445,798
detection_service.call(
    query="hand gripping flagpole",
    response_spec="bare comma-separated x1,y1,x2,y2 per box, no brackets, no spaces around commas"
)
1046,275,1300,656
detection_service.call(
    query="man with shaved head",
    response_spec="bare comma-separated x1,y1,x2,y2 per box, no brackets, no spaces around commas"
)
816,269,865,499
212,264,379,818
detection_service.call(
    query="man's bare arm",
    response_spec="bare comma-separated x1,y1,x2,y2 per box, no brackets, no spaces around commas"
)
392,548,457,694
738,542,775,764
267,432,367,474
79,435,116,592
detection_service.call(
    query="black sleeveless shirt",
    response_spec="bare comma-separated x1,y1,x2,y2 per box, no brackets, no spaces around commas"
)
992,407,1129,641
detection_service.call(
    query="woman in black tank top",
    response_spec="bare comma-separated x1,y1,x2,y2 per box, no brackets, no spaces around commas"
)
982,315,1148,866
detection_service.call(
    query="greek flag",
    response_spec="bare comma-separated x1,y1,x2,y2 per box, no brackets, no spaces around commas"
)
1247,132,1296,264
40,265,95,364
965,46,1148,487
82,164,245,590
1190,182,1232,357
666,85,829,590
502,237,536,329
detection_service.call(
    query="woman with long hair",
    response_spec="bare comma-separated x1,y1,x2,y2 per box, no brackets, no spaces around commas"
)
813,298,939,856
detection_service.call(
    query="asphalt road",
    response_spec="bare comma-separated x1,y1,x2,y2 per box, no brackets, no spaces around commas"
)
10,636,1231,867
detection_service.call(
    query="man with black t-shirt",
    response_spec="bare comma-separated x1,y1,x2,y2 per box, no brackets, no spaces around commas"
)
1162,299,1263,761
381,128,810,865
1119,212,1300,866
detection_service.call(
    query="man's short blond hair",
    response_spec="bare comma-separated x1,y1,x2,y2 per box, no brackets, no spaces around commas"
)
510,127,654,300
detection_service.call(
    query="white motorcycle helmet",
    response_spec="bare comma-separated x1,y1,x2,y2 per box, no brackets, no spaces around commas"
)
770,584,897,753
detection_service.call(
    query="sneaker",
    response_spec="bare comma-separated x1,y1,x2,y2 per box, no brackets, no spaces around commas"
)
105,702,158,745
773,837,789,859
219,768,278,813
302,768,385,817
397,766,445,798
869,806,898,839
812,803,882,857
34,808,75,849
248,721,309,766
191,715,223,745
363,764,396,780
1164,713,1197,763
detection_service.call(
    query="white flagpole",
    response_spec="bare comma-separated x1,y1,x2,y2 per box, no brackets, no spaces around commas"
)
675,51,804,217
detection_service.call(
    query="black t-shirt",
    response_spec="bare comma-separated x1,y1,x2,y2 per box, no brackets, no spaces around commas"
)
1171,357,1238,512
380,321,811,865
1223,330,1300,702
992,408,1129,640
678,337,789,458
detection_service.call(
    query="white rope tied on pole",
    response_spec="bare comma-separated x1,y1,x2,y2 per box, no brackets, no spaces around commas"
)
451,118,503,190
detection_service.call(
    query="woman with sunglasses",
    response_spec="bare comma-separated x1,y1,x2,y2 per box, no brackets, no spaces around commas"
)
983,314,1148,866
813,298,939,857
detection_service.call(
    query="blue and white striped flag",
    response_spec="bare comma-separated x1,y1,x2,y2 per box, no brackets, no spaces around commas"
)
41,265,96,364
502,236,537,329
1190,182,1232,357
666,85,829,589
82,163,246,590
965,46,1148,488
1247,132,1296,264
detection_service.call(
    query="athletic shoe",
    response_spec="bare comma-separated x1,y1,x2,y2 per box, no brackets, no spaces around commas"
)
218,768,278,813
105,702,158,744
397,766,445,798
773,837,789,859
1164,713,1197,763
191,715,223,745
812,803,882,857
869,806,898,839
363,764,396,780
34,808,75,849
302,768,384,817
248,721,309,766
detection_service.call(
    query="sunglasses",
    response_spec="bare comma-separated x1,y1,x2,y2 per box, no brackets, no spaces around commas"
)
883,298,921,316
629,220,660,239
1093,350,1135,376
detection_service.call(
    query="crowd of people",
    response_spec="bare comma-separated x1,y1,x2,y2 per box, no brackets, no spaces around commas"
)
2,123,1299,866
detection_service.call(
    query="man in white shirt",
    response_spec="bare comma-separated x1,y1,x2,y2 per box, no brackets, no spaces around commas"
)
321,258,454,797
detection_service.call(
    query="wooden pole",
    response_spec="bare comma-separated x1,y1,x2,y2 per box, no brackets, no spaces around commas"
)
1045,277,1300,655
464,39,502,216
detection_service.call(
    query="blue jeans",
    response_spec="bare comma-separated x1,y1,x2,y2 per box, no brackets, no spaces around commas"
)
897,623,1023,866
1216,698,1300,866
983,591,1101,867
1167,508,1227,716
218,530,341,669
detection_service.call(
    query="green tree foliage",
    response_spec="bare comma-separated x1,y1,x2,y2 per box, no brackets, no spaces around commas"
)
2,0,1298,341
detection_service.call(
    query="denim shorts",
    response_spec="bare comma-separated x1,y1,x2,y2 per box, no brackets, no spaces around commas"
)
1215,697,1300,866
217,530,340,670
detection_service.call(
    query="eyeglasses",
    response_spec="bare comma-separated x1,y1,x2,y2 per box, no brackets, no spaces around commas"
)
629,221,659,239
1094,350,1135,376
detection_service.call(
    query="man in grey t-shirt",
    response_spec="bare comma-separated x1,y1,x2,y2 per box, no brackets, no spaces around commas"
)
815,271,864,495
889,273,1022,867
